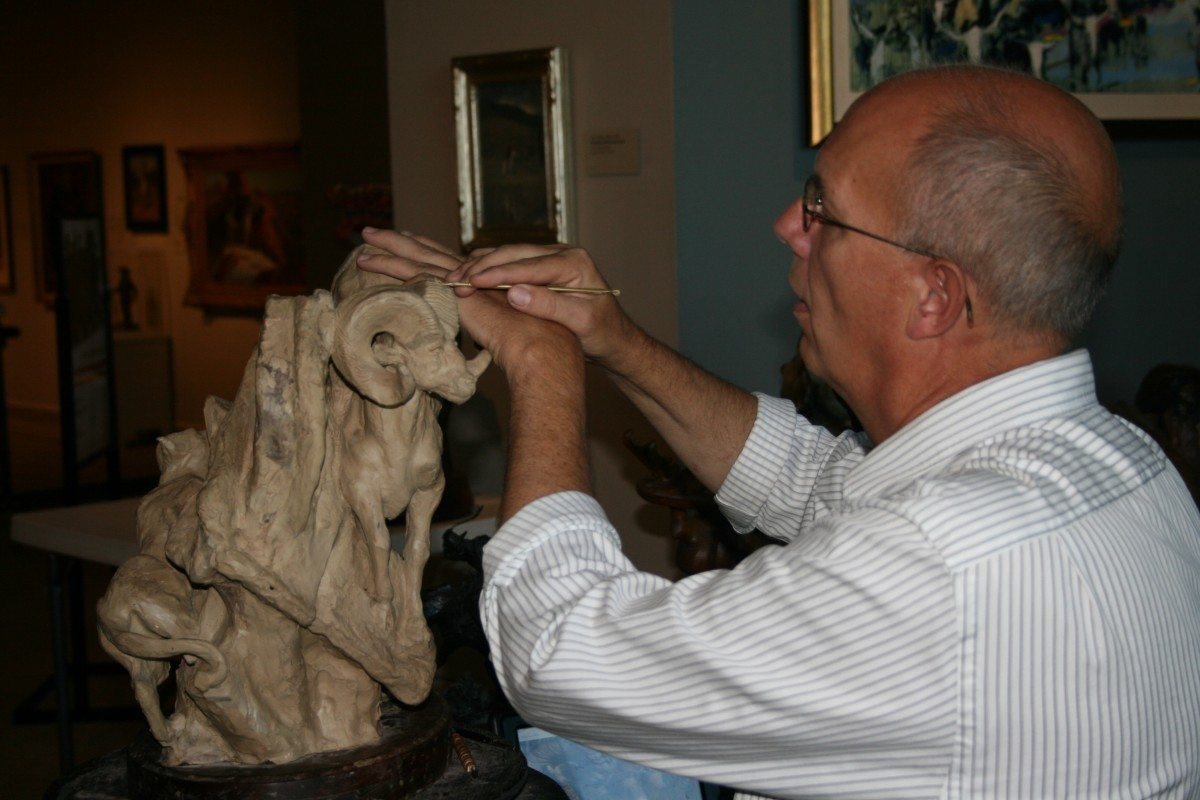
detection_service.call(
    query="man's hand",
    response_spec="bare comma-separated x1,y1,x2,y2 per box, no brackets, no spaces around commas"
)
356,229,576,377
356,227,464,279
440,243,639,367
357,228,590,520
358,228,756,494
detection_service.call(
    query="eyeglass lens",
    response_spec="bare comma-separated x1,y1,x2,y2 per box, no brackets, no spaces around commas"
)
802,178,818,233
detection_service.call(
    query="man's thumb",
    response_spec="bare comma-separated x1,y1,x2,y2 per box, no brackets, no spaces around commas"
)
507,284,584,334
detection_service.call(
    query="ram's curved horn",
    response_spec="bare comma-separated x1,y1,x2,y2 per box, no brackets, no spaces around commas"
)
332,284,439,407
407,275,460,341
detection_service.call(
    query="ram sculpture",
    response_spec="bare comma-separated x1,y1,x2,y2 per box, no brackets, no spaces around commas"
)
96,244,489,766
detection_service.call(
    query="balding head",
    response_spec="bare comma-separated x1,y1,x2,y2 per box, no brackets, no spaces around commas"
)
853,65,1122,342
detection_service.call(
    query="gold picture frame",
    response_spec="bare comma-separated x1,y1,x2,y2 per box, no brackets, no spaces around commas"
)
808,0,1200,146
452,47,574,252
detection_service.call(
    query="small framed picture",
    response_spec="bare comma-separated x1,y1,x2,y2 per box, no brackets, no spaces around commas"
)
0,166,14,293
452,47,574,252
123,144,168,233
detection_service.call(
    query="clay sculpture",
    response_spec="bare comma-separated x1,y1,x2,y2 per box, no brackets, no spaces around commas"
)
96,244,489,765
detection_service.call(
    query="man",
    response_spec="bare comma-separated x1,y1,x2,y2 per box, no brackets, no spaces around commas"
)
359,65,1200,799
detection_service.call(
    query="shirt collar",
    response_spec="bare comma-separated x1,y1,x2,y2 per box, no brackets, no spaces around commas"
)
842,349,1098,501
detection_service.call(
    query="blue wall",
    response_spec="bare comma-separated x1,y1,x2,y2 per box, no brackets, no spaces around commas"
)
673,1,1199,403
673,1,812,394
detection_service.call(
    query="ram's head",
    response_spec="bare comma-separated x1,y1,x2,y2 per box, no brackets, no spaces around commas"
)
330,249,489,407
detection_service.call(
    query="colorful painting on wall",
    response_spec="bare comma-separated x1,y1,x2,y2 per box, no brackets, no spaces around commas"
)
808,0,1200,143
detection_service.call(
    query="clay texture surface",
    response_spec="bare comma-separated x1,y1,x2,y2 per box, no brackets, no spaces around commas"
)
97,245,489,765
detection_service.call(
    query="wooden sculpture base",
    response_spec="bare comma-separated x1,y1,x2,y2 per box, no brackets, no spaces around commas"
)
49,696,567,800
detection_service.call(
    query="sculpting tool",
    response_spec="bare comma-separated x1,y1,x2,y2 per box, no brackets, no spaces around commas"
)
439,280,620,296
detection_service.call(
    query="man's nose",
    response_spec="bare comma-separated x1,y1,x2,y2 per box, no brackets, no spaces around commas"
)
774,199,810,254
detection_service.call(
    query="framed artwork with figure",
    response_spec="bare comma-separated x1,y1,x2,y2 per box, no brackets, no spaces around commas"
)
123,144,168,233
452,47,574,252
180,143,306,311
807,0,1200,144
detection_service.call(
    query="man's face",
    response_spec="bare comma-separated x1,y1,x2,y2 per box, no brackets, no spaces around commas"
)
773,95,922,406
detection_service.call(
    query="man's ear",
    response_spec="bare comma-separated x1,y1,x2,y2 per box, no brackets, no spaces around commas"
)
908,260,972,339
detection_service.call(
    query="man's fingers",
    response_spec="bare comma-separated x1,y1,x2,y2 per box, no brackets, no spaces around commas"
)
458,251,607,294
406,232,460,259
361,227,462,270
458,244,571,277
356,252,450,282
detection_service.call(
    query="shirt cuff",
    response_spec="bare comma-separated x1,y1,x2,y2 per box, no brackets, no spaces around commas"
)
482,490,620,584
714,393,799,532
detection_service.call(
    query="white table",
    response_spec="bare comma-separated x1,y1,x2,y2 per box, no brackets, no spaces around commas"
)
12,494,501,567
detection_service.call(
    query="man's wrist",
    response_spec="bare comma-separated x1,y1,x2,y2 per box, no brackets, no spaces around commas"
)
505,334,585,391
592,314,654,377
502,340,590,521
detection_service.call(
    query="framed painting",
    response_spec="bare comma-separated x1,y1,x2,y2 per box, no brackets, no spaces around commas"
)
0,166,13,293
123,144,168,232
179,143,306,311
808,0,1200,144
29,151,103,305
452,47,574,252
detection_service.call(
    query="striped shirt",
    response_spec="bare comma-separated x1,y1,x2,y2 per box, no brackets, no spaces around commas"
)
480,350,1200,799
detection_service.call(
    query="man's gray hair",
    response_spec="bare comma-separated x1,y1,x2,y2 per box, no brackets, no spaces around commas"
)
896,69,1122,341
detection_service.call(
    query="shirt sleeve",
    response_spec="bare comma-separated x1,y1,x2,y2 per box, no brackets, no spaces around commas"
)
480,490,958,799
715,393,870,542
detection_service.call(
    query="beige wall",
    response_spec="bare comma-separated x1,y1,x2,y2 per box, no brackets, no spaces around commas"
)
0,1,299,429
384,0,680,576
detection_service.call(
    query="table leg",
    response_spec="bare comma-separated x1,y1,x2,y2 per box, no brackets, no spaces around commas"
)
49,553,75,771
69,560,88,712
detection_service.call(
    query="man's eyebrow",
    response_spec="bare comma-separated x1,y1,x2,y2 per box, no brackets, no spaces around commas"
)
810,173,839,215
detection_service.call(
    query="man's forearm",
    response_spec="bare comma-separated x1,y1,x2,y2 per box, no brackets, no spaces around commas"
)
500,343,591,523
598,321,757,493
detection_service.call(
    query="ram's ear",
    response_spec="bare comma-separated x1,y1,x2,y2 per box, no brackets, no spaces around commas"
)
364,330,417,406
332,285,434,407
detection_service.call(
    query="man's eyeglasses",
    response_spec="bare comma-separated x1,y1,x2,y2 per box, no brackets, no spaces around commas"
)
802,175,973,325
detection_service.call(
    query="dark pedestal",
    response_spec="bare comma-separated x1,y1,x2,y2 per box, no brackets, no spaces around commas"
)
47,698,566,800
